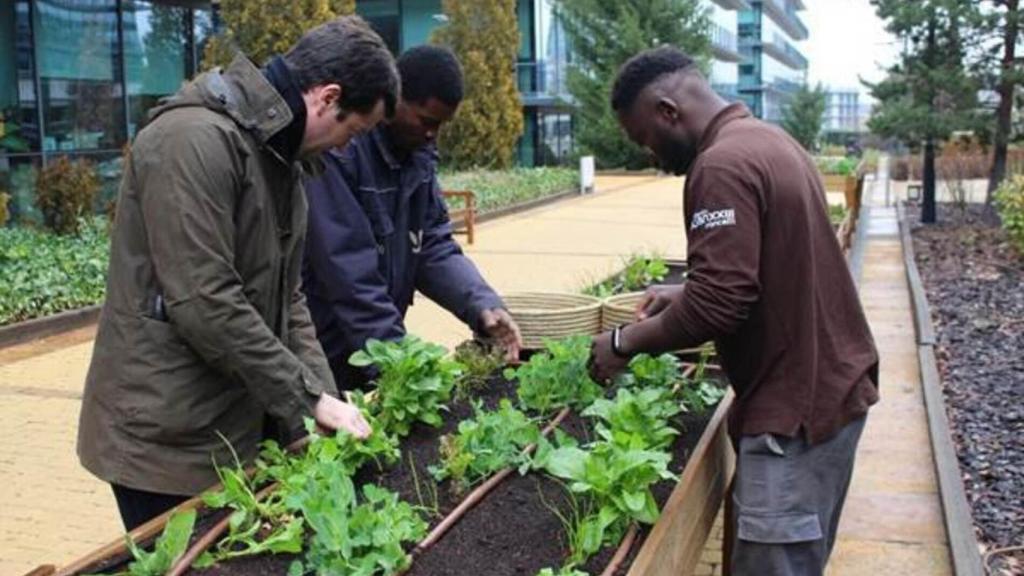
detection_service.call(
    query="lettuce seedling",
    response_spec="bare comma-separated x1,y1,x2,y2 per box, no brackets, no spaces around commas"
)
429,399,541,493
582,386,681,451
350,336,463,437
98,509,196,576
506,336,601,415
531,432,675,563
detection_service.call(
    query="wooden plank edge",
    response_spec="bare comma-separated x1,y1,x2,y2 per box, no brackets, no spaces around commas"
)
0,304,102,351
918,344,985,576
628,389,735,576
899,206,984,576
897,204,936,346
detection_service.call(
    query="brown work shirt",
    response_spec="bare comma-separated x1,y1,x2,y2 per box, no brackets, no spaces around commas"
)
662,103,879,444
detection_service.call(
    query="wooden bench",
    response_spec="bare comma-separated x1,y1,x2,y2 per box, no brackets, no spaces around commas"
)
442,190,476,245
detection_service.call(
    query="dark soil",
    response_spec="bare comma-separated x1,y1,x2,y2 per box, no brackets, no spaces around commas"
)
407,382,717,576
911,204,1024,574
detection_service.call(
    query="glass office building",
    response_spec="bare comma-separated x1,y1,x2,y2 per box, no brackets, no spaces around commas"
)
0,0,215,220
356,0,574,167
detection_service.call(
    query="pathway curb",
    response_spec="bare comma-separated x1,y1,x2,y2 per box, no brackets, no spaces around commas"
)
897,204,985,576
0,305,102,351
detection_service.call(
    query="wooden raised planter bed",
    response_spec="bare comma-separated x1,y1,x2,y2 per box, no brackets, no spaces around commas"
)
27,369,734,576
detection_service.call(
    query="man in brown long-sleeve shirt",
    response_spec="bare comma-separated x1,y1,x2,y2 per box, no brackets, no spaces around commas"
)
588,47,879,576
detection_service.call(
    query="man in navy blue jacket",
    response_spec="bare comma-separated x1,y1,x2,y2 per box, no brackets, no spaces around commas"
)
303,46,521,389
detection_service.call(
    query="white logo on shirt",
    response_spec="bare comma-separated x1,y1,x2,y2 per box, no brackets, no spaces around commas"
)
690,208,736,231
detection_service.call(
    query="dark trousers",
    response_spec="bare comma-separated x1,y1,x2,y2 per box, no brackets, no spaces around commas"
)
726,415,867,576
111,483,190,532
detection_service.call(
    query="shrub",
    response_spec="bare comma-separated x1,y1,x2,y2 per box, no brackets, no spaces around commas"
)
995,175,1024,254
36,156,100,235
439,167,578,213
0,216,109,325
0,191,9,227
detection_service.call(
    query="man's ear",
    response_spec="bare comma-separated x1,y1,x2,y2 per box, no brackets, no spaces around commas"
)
655,97,680,124
314,84,343,117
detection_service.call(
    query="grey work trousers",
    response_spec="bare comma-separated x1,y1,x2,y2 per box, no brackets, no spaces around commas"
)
727,415,867,576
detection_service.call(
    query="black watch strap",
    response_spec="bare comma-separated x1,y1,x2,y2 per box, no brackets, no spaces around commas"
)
611,325,631,359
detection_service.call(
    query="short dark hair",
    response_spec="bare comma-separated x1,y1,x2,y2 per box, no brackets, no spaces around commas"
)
611,46,696,113
284,16,399,117
397,45,464,107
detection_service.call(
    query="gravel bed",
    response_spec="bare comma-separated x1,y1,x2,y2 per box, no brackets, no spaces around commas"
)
911,204,1024,575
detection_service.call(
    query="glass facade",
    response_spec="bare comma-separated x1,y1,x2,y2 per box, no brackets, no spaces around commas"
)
0,0,213,223
356,0,574,167
737,0,808,122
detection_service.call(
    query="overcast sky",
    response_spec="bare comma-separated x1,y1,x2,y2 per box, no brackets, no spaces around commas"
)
800,0,900,98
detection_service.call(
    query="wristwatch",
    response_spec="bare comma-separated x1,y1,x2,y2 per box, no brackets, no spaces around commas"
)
611,324,631,359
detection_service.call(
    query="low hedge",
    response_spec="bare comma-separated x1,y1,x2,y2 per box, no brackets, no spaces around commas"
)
439,167,578,214
0,217,109,326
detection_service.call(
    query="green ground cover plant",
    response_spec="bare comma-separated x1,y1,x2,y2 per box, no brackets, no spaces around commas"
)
439,167,578,214
0,216,109,325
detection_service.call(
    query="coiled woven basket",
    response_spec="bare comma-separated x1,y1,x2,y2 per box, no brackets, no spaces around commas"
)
503,292,603,349
601,291,646,331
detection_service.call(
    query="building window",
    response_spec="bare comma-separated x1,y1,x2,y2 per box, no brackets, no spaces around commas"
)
123,1,188,138
33,0,125,153
0,0,40,154
358,0,400,54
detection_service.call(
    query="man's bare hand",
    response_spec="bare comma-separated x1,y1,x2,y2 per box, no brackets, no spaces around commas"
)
314,394,371,439
635,285,685,321
480,308,522,362
588,331,631,384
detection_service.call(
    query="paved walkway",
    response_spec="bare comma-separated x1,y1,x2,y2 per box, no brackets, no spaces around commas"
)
825,157,953,575
0,175,686,575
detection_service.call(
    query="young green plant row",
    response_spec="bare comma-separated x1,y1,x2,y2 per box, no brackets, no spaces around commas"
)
103,335,721,576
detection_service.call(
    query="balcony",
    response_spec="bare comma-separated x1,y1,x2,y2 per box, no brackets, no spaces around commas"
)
516,60,572,108
711,0,752,10
761,34,808,70
710,23,743,63
759,0,809,41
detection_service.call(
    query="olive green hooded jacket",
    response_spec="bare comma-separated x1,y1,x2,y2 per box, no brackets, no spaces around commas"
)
78,56,337,495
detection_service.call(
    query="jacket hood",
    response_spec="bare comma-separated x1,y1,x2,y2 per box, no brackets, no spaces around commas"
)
149,54,295,145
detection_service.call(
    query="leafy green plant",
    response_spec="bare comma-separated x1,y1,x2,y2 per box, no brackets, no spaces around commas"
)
582,387,681,451
453,340,505,400
429,399,541,493
531,431,676,563
678,349,726,415
618,353,684,390
537,566,591,576
583,253,669,297
829,204,849,228
995,174,1024,254
0,216,109,325
350,335,464,437
288,471,427,576
439,167,578,213
0,191,9,227
35,155,100,235
197,437,304,566
505,336,602,415
93,509,196,576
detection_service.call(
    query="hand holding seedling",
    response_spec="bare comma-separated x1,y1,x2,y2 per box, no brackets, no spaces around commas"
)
479,307,522,362
313,393,372,439
635,285,685,321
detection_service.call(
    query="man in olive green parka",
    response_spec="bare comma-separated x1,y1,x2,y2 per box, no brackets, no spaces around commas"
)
77,16,399,531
